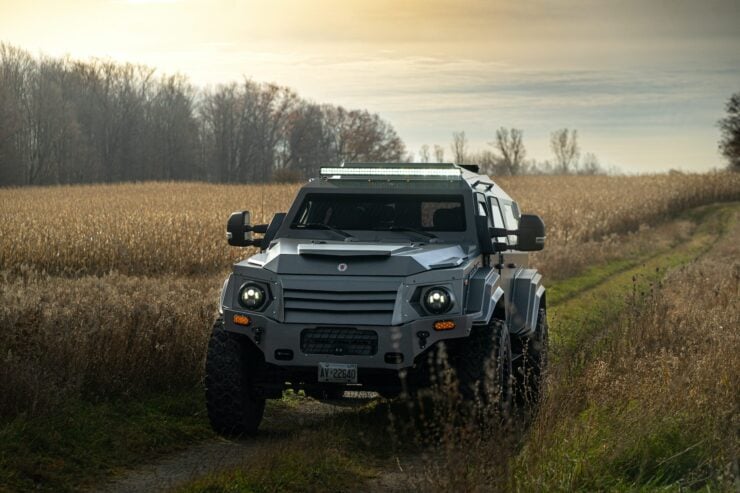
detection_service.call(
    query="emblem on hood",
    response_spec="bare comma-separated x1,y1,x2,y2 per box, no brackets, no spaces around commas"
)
337,263,348,272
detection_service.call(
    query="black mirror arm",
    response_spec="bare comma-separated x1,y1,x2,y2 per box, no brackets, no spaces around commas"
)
249,224,269,234
489,227,517,237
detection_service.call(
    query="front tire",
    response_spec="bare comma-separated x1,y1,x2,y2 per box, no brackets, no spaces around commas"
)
455,319,513,416
205,318,266,436
513,307,549,409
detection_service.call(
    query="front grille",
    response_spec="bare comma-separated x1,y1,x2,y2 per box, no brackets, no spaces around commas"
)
282,278,400,325
301,327,378,356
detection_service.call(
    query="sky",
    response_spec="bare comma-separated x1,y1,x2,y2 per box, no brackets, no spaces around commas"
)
1,0,739,173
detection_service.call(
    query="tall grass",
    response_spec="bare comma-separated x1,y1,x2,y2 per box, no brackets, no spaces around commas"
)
1,174,738,277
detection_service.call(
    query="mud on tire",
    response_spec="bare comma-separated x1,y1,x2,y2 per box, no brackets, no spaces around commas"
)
205,317,266,436
513,307,548,410
455,318,513,417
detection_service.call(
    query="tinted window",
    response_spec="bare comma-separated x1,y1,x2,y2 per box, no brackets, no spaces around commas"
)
475,193,494,230
292,194,466,231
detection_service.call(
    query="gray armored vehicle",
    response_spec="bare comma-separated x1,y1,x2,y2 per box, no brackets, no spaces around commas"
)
206,163,547,435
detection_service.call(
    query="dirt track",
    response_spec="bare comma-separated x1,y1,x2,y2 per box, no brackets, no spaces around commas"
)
96,394,376,493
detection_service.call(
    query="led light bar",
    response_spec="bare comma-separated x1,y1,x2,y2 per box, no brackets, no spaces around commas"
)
320,167,462,178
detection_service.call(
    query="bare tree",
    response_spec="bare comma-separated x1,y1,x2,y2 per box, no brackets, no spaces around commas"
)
492,127,526,175
0,43,408,185
580,152,604,175
451,131,468,163
433,144,445,163
550,128,580,174
719,92,740,171
418,144,430,163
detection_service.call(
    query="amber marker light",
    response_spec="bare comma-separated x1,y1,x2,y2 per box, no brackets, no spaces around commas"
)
233,314,251,326
433,320,456,331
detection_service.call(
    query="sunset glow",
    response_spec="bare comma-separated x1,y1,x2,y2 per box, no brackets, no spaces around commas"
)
1,0,738,172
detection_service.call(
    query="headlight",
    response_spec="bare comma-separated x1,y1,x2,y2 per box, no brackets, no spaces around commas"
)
239,283,266,310
423,287,452,314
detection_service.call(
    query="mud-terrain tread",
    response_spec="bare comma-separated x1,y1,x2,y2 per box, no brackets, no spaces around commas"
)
513,307,548,408
205,318,265,436
455,319,512,412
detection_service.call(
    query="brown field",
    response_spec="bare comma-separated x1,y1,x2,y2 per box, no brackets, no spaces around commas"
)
1,173,738,278
0,173,739,491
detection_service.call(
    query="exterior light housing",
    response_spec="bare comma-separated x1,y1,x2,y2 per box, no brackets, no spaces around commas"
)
320,166,462,181
433,320,456,331
239,283,267,310
423,287,452,315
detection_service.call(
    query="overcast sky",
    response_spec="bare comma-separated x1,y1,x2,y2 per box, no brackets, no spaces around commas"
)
2,0,739,172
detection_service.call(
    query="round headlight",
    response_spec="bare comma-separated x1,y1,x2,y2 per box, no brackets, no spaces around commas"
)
240,284,266,310
424,287,452,314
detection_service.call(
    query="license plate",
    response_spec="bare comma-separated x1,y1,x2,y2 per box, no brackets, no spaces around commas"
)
318,362,358,383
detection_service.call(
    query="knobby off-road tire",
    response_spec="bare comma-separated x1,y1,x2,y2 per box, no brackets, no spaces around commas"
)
205,318,266,436
455,318,513,417
513,307,549,410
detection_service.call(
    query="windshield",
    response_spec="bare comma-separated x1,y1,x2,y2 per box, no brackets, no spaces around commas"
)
291,194,467,236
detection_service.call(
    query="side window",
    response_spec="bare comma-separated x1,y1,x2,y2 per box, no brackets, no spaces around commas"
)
501,201,519,245
488,197,508,244
475,193,492,227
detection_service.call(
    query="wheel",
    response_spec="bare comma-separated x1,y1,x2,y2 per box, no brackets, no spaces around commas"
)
513,307,549,409
205,317,266,436
454,318,513,416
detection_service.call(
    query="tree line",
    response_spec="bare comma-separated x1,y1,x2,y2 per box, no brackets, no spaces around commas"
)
419,128,611,176
0,43,406,186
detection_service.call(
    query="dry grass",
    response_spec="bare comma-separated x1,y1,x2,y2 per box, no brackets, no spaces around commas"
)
0,270,218,417
0,174,738,277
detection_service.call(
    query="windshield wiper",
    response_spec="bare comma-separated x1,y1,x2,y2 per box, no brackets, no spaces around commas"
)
292,222,355,240
372,226,438,241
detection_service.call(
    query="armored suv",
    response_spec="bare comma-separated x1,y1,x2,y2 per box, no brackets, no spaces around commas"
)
205,163,547,435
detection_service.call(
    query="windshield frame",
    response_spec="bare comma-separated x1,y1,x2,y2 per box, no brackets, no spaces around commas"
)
278,190,476,244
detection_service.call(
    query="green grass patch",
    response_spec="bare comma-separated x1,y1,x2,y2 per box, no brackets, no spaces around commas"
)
548,203,735,356
511,203,740,492
177,441,372,493
0,388,213,493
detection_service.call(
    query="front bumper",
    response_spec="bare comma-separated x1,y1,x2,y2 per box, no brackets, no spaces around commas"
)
223,308,474,370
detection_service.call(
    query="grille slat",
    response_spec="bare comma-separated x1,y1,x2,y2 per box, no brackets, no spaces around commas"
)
285,300,394,312
282,278,400,325
301,327,378,356
284,290,397,302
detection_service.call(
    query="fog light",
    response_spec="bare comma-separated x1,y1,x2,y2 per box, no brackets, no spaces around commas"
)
433,320,456,331
233,314,251,326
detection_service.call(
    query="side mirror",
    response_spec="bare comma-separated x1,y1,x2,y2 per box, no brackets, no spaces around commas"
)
226,211,267,247
516,214,546,251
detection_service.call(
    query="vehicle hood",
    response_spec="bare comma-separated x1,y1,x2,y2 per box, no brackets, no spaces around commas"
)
235,238,472,277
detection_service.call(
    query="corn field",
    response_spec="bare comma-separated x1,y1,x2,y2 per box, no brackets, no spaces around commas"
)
1,173,738,277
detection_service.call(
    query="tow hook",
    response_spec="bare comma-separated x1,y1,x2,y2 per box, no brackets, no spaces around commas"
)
253,327,264,345
416,330,430,349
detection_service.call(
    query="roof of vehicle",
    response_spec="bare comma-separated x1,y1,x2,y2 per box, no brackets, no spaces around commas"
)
303,162,514,202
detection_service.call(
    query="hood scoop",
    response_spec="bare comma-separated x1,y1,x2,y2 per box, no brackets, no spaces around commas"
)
297,243,412,257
